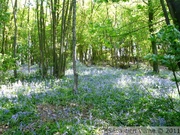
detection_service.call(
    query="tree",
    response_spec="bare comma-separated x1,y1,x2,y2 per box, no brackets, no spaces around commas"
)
0,0,10,55
50,0,59,77
1,0,176,80
72,0,78,93
155,25,180,96
12,0,18,78
160,0,170,25
147,0,159,73
36,0,48,77
58,0,66,78
58,0,73,78
165,0,180,30
165,0,180,69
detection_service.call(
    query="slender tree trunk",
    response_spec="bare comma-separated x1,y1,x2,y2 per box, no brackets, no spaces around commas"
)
28,0,31,73
148,0,159,73
36,0,47,78
136,42,140,69
51,0,58,77
58,0,66,78
1,0,9,55
160,0,170,25
58,0,72,78
72,0,78,94
1,24,6,55
36,0,41,73
41,0,47,77
62,0,70,75
63,0,73,74
13,0,18,78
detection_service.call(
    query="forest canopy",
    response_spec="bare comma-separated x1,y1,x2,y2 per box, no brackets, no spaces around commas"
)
0,0,180,77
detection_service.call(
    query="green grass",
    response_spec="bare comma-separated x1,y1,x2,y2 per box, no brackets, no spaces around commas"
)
1,88,180,134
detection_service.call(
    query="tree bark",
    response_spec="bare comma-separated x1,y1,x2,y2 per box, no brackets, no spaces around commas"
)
13,0,18,78
1,0,9,55
148,0,159,73
72,0,78,94
51,0,58,77
58,0,65,77
1,24,6,55
28,0,31,73
160,0,170,25
58,0,72,78
36,0,47,78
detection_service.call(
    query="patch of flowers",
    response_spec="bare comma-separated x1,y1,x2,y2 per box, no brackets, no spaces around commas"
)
0,62,179,134
76,64,178,98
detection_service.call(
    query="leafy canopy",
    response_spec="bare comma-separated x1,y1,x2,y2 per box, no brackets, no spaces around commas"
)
94,0,129,3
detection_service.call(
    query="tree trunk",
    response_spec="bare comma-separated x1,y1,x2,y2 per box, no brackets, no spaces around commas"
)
1,24,6,55
148,0,159,73
1,0,9,55
160,0,170,25
58,0,66,77
41,0,47,77
57,0,72,78
13,0,18,78
28,0,31,73
165,0,180,30
165,0,180,68
36,0,47,78
51,0,58,77
72,0,78,94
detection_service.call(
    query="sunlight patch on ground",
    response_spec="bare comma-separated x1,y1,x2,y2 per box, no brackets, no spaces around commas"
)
0,63,179,100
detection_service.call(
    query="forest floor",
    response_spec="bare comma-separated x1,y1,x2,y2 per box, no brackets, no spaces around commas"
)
0,62,180,134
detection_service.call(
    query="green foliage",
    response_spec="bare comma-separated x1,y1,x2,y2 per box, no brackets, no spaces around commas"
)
0,53,18,83
144,53,158,62
155,25,180,70
146,25,180,96
0,53,15,72
171,77,180,82
94,0,128,3
0,1,10,28
145,25,180,71
0,12,10,26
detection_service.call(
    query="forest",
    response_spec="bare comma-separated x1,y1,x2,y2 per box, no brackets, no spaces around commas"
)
0,0,180,134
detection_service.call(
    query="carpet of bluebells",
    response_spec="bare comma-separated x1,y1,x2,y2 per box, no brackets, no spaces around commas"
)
0,62,180,134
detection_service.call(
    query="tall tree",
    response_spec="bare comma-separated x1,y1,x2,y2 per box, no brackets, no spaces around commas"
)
58,0,73,78
0,0,9,55
72,0,78,93
165,0,180,30
27,0,31,73
147,0,159,73
36,0,47,77
165,0,180,69
50,0,59,77
160,0,170,25
12,0,18,77
59,0,66,78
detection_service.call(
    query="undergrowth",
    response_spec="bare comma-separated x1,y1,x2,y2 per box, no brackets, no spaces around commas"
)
0,63,180,134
